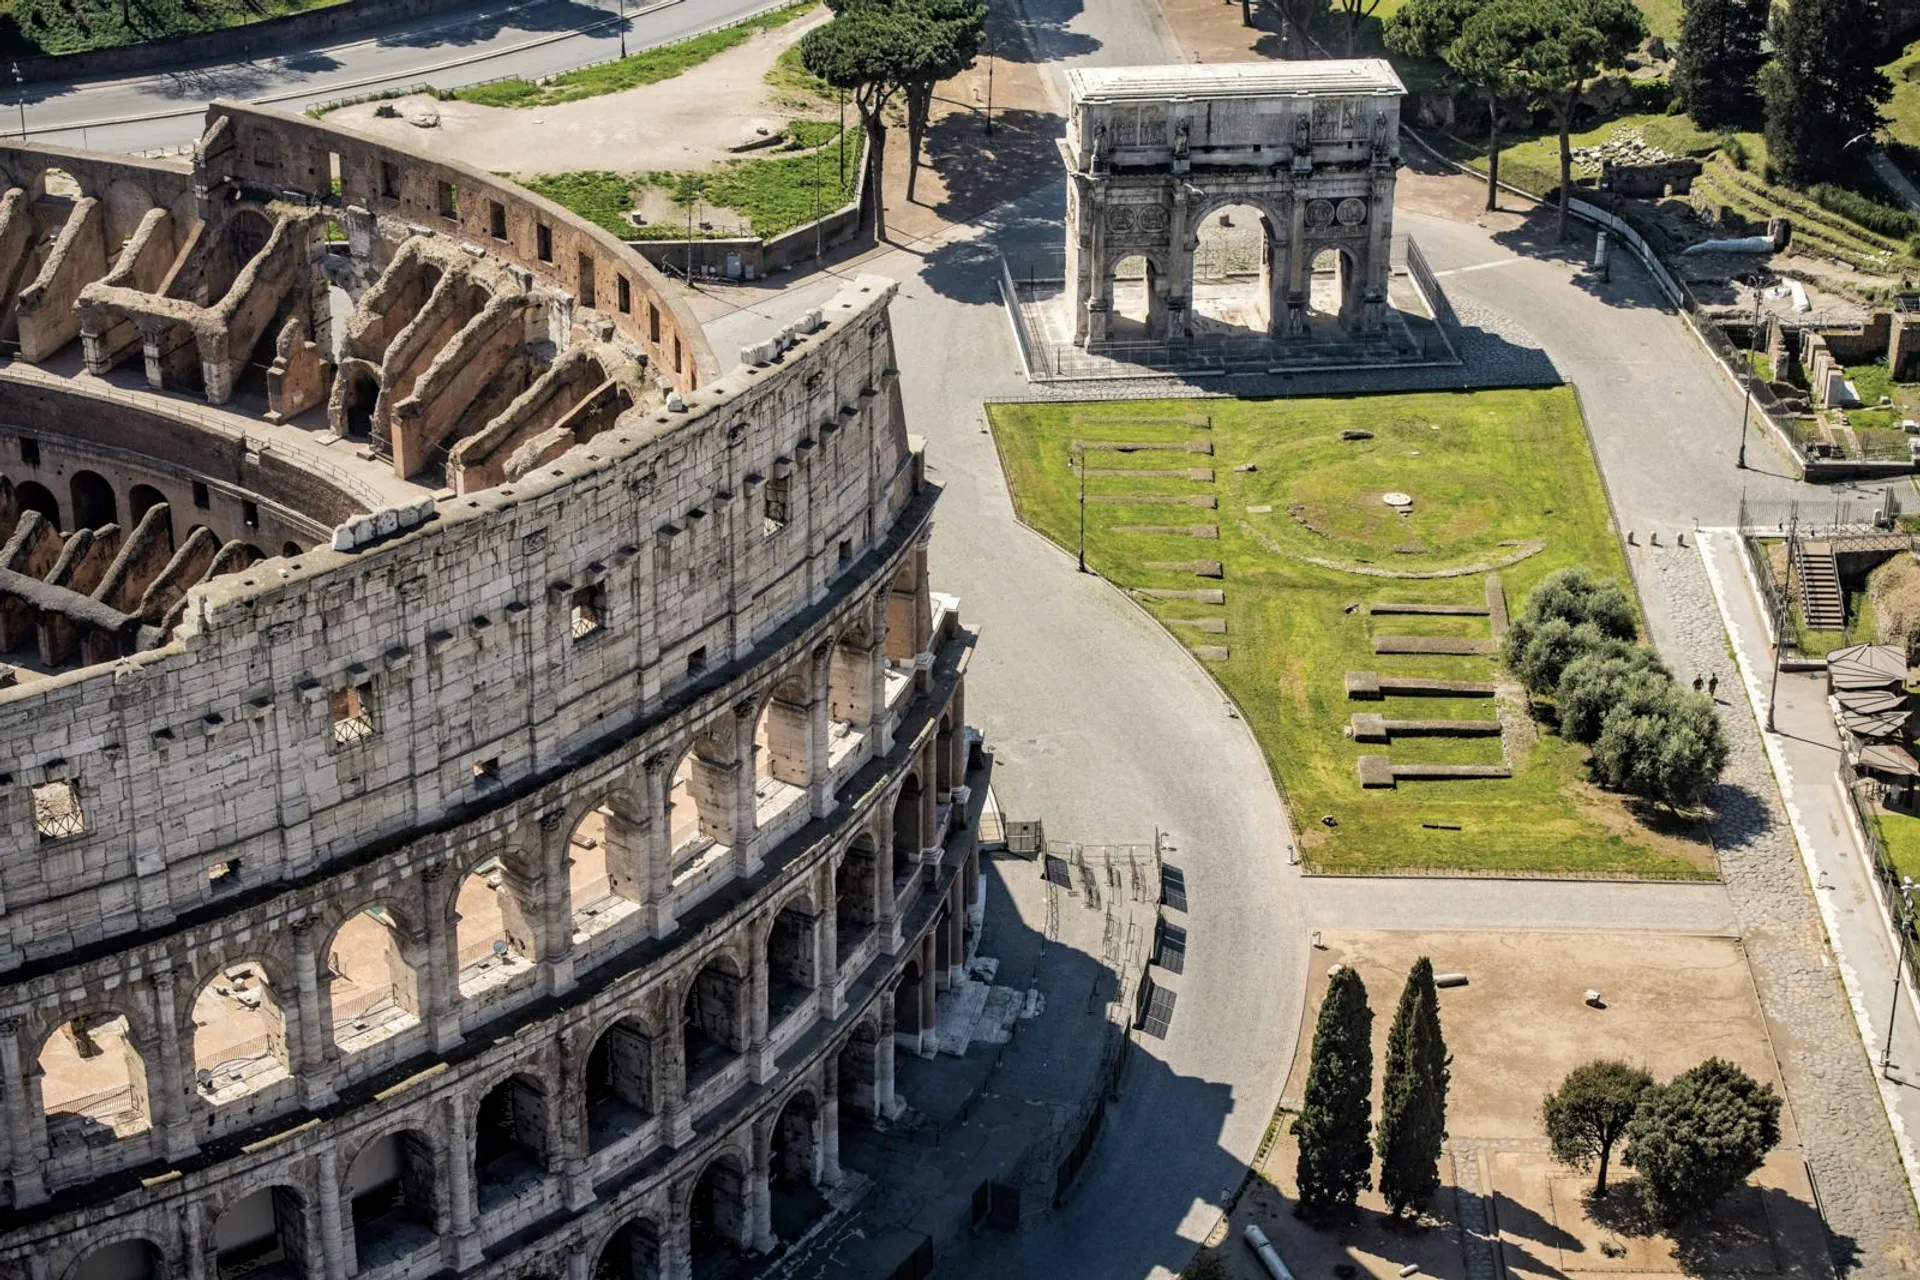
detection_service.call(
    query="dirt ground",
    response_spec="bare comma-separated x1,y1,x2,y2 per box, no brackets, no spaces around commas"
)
327,8,833,177
1190,930,1831,1280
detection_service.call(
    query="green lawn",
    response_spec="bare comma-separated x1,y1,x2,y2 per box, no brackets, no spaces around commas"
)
1884,37,1920,150
453,0,817,108
987,390,1714,879
1874,806,1920,885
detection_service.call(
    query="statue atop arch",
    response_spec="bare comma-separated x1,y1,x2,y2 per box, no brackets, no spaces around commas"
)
1061,61,1405,347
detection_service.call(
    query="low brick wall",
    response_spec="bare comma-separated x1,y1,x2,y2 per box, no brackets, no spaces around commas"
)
628,146,870,282
16,0,481,85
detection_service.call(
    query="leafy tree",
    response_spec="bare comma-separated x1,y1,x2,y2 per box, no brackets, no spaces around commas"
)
1294,965,1375,1219
1457,0,1646,241
802,0,984,236
1259,0,1335,56
1542,1060,1654,1194
1674,0,1766,128
1591,683,1728,806
1376,957,1451,1217
1555,648,1670,743
1625,1059,1782,1224
1336,0,1383,56
1760,0,1890,186
1504,616,1628,694
1523,566,1638,641
1386,0,1512,212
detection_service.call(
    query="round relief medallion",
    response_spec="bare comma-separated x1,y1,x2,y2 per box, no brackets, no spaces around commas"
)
1106,206,1136,231
1336,197,1368,226
1139,205,1170,231
1305,198,1336,228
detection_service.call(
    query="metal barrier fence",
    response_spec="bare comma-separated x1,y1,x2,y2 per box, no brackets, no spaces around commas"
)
1403,235,1456,331
1839,752,1920,995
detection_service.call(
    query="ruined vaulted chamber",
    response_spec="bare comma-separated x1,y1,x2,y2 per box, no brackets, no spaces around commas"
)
0,102,981,1280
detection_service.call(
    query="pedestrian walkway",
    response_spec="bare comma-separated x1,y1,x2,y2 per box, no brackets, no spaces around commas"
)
1694,529,1920,1265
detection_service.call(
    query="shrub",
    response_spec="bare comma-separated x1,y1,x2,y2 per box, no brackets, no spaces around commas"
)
1555,649,1671,743
1625,1059,1781,1224
1591,684,1729,806
1523,567,1639,640
1721,131,1750,171
1809,183,1920,239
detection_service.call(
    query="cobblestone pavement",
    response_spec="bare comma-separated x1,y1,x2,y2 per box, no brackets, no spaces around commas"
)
1640,542,1920,1274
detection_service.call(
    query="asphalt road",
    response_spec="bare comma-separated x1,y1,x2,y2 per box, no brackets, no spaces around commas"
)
12,0,778,154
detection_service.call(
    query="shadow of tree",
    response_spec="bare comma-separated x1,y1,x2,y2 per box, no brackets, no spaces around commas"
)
921,105,1064,228
375,0,620,50
1486,201,1677,314
986,0,1098,63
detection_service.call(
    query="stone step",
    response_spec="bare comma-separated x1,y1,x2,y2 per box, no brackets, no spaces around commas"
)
1088,493,1218,508
1358,756,1512,788
1486,574,1510,638
1369,603,1489,616
1113,524,1219,538
1372,636,1498,655
1168,617,1227,633
1132,588,1227,604
1346,671,1498,699
1144,559,1224,578
1192,645,1230,661
1084,468,1216,481
1350,714,1503,742
1072,438,1213,455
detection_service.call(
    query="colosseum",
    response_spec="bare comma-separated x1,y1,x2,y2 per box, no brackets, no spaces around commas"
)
0,100,981,1280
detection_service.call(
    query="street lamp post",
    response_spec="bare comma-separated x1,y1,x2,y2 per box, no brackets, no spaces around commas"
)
1738,284,1762,469
985,29,995,137
1886,874,1916,1076
12,64,22,141
1767,514,1794,731
618,0,628,58
1072,447,1088,573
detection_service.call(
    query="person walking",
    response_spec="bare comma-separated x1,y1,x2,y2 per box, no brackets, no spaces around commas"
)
1693,674,1704,692
1708,672,1719,698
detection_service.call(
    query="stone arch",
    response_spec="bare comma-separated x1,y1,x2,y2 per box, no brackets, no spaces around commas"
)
320,902,424,1056
751,664,813,812
763,889,818,1028
211,1182,311,1280
935,713,956,796
890,772,923,888
836,1015,884,1122
592,1215,663,1280
15,478,58,529
281,541,302,558
1106,251,1166,336
187,954,292,1105
127,483,169,535
70,469,117,530
664,727,739,886
583,1015,657,1152
344,1127,439,1269
37,1008,154,1150
894,958,923,1038
449,846,541,999
566,781,647,946
338,364,379,440
834,831,880,961
473,1070,554,1210
767,1088,826,1240
67,1237,172,1280
683,952,747,1092
684,1148,751,1272
1305,242,1361,332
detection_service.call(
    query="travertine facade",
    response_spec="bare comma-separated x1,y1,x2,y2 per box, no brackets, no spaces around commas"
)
0,100,980,1280
1062,61,1404,344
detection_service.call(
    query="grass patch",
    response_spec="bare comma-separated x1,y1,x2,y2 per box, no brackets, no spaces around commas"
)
452,0,818,108
1440,113,1719,204
1874,805,1920,885
518,171,643,239
987,390,1713,880
767,41,832,103
653,125,863,238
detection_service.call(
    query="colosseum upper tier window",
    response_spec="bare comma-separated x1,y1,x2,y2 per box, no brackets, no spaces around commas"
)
331,686,375,747
32,780,85,840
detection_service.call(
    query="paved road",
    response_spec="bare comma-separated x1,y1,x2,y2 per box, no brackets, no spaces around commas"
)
11,0,778,153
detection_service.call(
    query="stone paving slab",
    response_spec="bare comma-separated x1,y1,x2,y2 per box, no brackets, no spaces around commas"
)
1486,573,1510,638
1167,617,1227,633
1192,645,1230,661
1087,493,1218,508
1357,754,1397,787
1131,587,1227,604
1113,524,1218,538
1144,559,1224,578
1371,635,1499,655
1369,602,1490,616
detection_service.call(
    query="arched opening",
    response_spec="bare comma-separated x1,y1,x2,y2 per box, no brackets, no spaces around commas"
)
189,961,290,1104
454,857,537,999
1108,253,1159,335
569,800,643,946
825,623,874,771
1194,204,1276,337
281,541,302,558
14,479,58,529
127,484,168,536
683,955,745,1092
341,368,378,440
890,775,922,893
72,1240,170,1280
212,1185,309,1280
593,1218,661,1280
764,901,816,1028
667,742,734,887
38,1014,152,1152
836,1020,883,1127
935,715,955,798
584,1017,655,1152
752,675,810,830
768,1092,828,1241
834,837,877,964
69,470,117,530
688,1154,749,1274
346,1130,437,1270
1308,246,1358,333
474,1073,552,1211
893,960,922,1039
324,907,422,1055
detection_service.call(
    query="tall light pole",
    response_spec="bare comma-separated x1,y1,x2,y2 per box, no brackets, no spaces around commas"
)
1738,284,1762,469
1767,513,1795,731
1886,874,1916,1076
12,64,22,141
985,28,995,137
618,0,628,58
1072,446,1088,573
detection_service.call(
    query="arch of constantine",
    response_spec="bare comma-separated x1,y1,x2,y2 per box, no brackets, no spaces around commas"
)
1060,61,1416,355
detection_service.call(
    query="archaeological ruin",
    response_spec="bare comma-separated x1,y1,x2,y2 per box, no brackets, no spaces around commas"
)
0,99,982,1280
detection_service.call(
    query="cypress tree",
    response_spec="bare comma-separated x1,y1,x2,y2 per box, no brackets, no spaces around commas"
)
1675,0,1766,129
1760,0,1890,186
1376,957,1451,1217
1294,965,1374,1220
